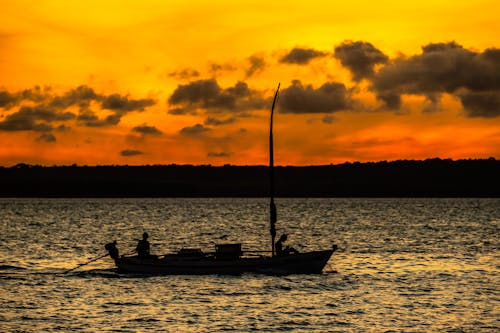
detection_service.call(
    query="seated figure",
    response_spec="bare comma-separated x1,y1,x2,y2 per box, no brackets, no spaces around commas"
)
275,234,299,256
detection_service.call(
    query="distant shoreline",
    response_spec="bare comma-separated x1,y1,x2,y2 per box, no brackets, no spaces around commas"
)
1,158,498,198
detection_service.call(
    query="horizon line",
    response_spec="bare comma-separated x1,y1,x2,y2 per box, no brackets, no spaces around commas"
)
2,157,497,168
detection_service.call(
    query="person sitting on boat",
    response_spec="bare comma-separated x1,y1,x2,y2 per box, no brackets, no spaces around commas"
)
105,240,119,260
275,234,298,256
136,232,151,258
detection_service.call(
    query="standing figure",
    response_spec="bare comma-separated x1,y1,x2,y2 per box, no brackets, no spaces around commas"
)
105,240,119,259
136,232,151,258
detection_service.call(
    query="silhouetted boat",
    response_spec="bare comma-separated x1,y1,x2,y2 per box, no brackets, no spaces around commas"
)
110,84,337,275
114,248,334,275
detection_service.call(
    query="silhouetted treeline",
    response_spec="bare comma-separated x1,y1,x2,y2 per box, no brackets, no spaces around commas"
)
0,158,498,197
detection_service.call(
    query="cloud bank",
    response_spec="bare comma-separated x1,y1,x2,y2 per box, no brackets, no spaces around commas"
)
332,40,500,118
0,85,157,139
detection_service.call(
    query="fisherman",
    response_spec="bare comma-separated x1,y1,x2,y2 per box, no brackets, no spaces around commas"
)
275,234,298,256
105,240,119,259
136,232,151,258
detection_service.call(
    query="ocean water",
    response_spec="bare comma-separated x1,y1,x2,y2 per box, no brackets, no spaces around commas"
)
0,198,498,332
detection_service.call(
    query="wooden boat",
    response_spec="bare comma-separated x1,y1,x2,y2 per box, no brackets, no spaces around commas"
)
109,84,337,275
114,246,336,275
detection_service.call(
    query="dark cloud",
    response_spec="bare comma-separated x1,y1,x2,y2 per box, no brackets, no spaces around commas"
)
101,94,155,112
36,133,56,143
204,116,236,126
120,149,143,156
77,109,100,125
0,85,157,132
279,80,351,114
167,107,195,115
132,125,163,136
376,93,402,109
76,109,117,127
280,47,327,65
0,86,50,109
370,42,500,117
0,117,52,132
169,79,224,106
18,106,75,122
459,90,500,118
168,68,200,80
208,152,231,157
246,55,266,77
168,79,266,114
0,90,19,109
334,41,388,81
179,124,211,135
49,85,99,109
226,81,251,97
18,86,49,104
209,62,237,76
0,106,74,132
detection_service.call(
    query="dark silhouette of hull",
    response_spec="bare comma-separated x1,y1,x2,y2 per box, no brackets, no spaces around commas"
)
114,249,335,275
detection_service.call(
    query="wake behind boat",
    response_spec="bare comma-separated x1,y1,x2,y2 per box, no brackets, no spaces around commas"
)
105,84,337,275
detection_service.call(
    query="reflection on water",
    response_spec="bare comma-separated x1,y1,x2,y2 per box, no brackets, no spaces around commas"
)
0,198,498,332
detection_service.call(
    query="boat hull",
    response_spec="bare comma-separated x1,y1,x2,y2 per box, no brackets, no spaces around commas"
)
114,249,335,275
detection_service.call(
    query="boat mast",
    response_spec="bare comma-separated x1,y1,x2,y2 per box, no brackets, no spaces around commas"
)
269,83,280,257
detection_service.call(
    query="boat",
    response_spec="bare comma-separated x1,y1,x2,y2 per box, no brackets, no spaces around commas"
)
108,84,337,275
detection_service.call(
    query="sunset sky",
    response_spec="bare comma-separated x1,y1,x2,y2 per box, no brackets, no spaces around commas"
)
1,0,499,166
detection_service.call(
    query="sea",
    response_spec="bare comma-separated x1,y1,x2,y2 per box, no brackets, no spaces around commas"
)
0,198,498,332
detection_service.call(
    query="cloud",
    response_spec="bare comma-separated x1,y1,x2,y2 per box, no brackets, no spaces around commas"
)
179,123,211,135
208,152,231,157
168,68,200,80
120,149,143,156
0,90,19,109
36,133,56,142
101,94,155,112
279,80,352,114
167,107,196,115
76,109,123,127
132,124,163,135
77,109,103,127
246,55,266,77
49,85,99,109
0,106,75,132
280,47,328,64
458,90,500,118
0,85,158,132
208,62,237,76
370,42,500,117
334,41,388,81
168,79,267,114
204,116,236,126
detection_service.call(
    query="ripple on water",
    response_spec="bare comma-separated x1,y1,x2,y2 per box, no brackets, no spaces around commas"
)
0,198,498,332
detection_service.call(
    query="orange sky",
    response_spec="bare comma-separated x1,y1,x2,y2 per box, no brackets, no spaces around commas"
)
0,0,499,166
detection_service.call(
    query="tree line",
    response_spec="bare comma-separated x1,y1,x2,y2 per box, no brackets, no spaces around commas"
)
0,158,498,197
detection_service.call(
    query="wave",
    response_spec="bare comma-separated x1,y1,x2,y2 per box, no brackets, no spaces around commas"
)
0,264,26,271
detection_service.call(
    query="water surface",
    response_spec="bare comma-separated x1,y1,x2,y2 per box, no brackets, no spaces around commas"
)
1,198,498,332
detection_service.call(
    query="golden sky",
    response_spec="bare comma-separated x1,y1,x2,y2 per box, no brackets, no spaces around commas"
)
1,0,499,166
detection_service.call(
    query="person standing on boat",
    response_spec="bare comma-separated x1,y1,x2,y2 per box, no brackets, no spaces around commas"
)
275,234,298,256
105,240,119,259
136,232,151,258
